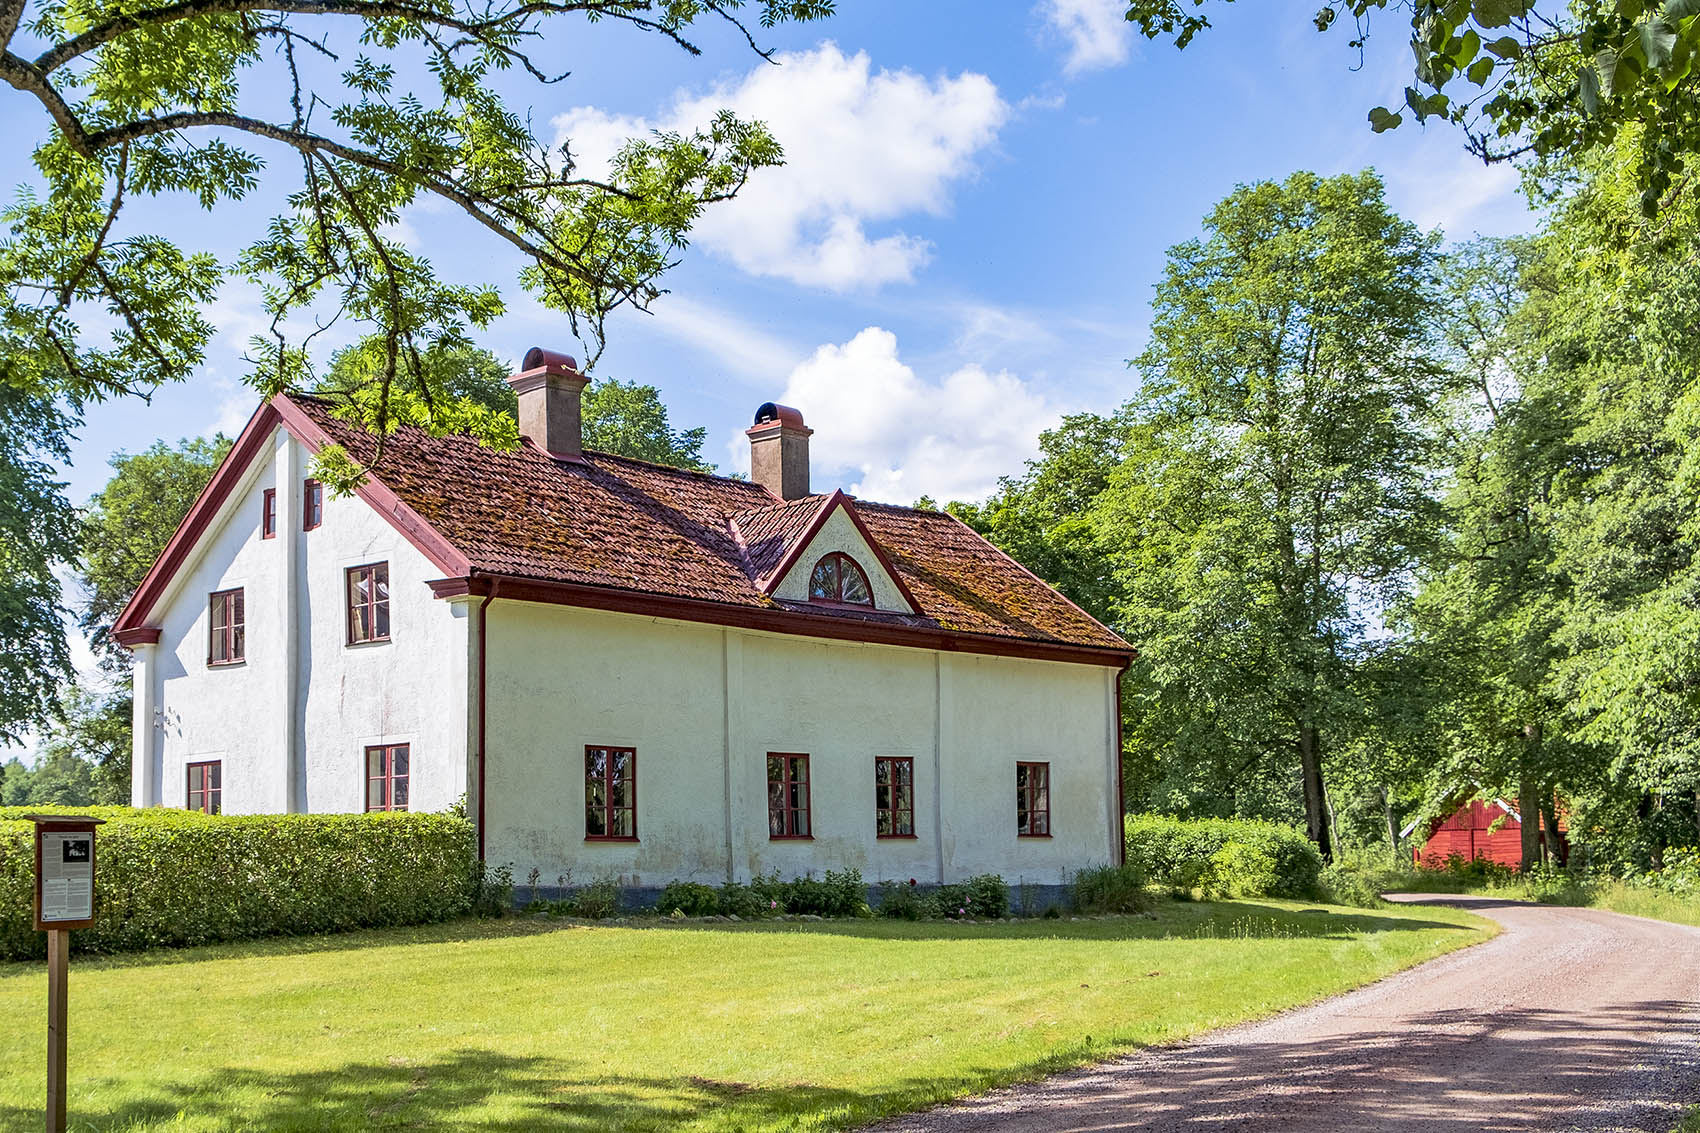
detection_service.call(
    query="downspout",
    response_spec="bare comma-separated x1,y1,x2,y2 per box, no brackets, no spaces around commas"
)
1113,659,1130,866
475,576,499,861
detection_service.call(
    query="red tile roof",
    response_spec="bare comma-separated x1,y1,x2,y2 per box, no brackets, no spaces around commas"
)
289,396,1129,657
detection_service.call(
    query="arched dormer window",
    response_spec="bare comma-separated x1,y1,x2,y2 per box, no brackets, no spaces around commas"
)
809,552,873,607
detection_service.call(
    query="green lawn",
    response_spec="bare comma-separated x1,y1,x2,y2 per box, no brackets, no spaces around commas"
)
0,900,1489,1132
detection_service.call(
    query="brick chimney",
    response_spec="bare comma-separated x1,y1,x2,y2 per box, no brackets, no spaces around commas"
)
508,347,590,461
747,402,812,500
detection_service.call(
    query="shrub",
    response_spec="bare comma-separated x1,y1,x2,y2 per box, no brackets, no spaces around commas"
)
747,870,789,915
1317,863,1387,908
933,874,1008,919
1124,814,1323,898
0,808,476,960
657,881,720,917
567,876,621,920
875,879,930,919
714,881,768,919
1072,864,1151,913
1206,842,1280,899
781,869,867,917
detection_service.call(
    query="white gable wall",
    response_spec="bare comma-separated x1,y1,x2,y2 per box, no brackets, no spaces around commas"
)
483,601,1118,888
135,426,471,815
770,506,914,613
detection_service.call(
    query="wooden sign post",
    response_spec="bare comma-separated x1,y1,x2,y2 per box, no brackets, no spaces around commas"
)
29,816,102,1133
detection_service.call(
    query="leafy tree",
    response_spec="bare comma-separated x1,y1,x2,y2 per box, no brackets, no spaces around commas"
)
33,684,131,804
1,0,833,481
81,435,232,669
947,412,1129,627
0,388,81,745
1097,170,1447,858
1121,0,1700,212
321,336,713,469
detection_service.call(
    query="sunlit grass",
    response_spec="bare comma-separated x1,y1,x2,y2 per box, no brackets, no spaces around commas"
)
0,899,1489,1131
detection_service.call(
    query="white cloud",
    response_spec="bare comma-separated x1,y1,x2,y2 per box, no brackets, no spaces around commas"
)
553,44,1008,291
733,327,1060,505
1385,148,1524,237
1039,0,1135,76
643,295,803,381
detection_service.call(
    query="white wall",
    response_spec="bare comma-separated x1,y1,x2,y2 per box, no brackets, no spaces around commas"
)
136,426,470,815
483,602,1117,888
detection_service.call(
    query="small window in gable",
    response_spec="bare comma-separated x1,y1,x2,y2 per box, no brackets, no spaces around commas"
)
346,562,390,644
209,588,245,666
303,478,323,531
261,489,276,539
808,552,873,607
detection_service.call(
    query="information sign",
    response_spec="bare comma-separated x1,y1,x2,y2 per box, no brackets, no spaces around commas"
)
32,819,100,933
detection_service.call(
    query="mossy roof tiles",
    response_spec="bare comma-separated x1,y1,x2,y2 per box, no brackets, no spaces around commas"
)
293,396,1128,654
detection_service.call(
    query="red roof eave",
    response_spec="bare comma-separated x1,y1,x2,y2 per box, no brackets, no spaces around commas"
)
429,573,1134,669
112,394,472,640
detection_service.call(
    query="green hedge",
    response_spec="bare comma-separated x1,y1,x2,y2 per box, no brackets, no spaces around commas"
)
1123,814,1323,898
0,808,476,960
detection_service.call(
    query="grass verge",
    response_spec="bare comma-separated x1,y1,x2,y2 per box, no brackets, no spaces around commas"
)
0,898,1488,1132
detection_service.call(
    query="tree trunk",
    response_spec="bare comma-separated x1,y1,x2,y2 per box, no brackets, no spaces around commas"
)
1518,723,1542,872
1382,784,1400,863
1299,722,1332,862
1540,791,1562,867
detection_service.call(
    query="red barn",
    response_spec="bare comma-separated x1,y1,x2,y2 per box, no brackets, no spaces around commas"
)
1414,799,1567,869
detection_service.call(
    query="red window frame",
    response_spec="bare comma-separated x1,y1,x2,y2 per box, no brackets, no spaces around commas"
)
808,552,874,607
875,756,915,838
186,761,222,814
261,488,277,539
767,753,812,839
1017,761,1051,837
346,562,391,644
303,478,323,530
208,588,245,666
364,744,409,812
584,746,637,841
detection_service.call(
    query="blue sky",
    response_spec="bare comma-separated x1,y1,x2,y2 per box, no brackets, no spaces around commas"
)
2,0,1540,738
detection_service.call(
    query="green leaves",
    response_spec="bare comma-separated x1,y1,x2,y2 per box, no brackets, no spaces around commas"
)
1369,106,1405,132
2,0,832,448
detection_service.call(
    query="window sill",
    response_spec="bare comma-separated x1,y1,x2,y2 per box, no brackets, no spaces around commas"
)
207,660,246,669
584,836,639,843
769,835,814,841
877,833,918,840
346,637,392,649
1018,833,1053,839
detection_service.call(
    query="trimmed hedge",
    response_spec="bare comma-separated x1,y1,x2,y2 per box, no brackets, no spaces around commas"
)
0,808,476,960
1123,814,1322,899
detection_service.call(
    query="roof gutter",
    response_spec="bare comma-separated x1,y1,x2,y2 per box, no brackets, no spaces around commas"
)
474,574,499,862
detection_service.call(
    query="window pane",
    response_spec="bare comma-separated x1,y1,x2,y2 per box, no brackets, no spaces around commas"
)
368,748,385,777
794,809,810,837
210,763,222,789
612,750,630,778
368,778,385,811
875,760,890,786
589,749,607,779
611,809,632,838
207,790,221,816
374,566,389,601
211,596,227,634
809,558,836,600
392,747,408,776
877,810,893,836
391,778,408,811
374,601,389,639
231,623,245,660
232,590,244,625
611,780,629,809
875,783,891,812
586,782,605,809
791,757,807,784
896,761,912,788
840,564,870,605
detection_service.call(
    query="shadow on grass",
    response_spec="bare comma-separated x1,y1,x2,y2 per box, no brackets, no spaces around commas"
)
0,900,1477,979
0,1048,881,1132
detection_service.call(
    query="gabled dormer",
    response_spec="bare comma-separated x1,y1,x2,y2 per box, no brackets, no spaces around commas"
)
737,489,919,616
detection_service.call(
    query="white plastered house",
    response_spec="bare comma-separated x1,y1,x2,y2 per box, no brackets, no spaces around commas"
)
112,348,1133,891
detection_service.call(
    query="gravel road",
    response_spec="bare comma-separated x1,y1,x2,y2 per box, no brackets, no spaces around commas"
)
869,896,1700,1132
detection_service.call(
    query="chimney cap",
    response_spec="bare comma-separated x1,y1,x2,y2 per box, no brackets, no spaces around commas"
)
751,402,807,430
521,346,580,375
